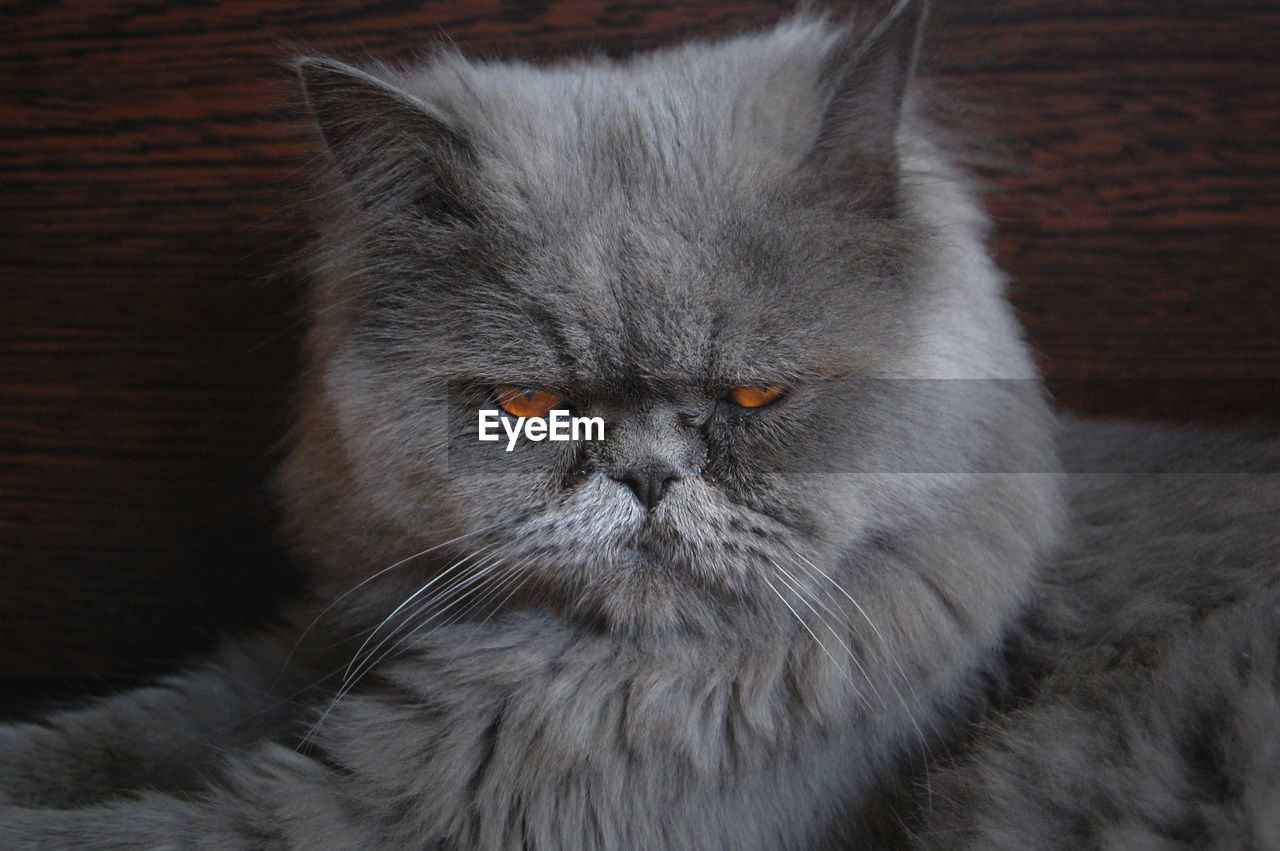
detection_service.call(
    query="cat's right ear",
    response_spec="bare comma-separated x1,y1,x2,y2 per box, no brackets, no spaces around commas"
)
297,57,477,223
804,0,928,212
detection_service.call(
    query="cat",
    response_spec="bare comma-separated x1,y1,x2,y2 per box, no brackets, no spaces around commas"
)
3,0,1278,847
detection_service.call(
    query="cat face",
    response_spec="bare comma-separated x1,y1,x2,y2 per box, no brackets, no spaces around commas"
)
283,8,1061,636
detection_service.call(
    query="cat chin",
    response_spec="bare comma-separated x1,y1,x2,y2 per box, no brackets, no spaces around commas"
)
534,552,758,636
490,526,830,637
483,479,795,606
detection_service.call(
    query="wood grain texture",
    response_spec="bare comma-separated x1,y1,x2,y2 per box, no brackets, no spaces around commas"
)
1,0,1277,679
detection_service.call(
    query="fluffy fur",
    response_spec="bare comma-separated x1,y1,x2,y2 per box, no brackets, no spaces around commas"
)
2,3,1277,848
911,421,1280,848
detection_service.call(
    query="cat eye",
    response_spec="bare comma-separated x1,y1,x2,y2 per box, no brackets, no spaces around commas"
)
727,384,787,409
495,385,564,419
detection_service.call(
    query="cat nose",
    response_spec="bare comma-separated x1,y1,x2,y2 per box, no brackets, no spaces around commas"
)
612,468,681,510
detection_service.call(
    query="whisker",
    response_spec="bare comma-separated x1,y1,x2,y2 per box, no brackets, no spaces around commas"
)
303,548,510,746
760,570,873,712
789,552,938,785
771,559,888,709
279,520,509,682
445,558,528,633
337,556,521,703
793,553,928,710
343,543,498,682
341,550,507,690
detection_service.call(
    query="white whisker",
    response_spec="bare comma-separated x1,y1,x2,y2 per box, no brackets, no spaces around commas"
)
761,570,873,712
790,552,937,781
342,543,498,681
793,552,928,710
771,559,888,709
279,521,509,683
341,550,507,690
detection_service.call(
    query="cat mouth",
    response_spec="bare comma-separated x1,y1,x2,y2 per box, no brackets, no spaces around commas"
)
630,524,677,558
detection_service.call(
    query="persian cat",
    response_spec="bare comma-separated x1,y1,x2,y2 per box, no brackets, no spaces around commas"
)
4,1,1279,847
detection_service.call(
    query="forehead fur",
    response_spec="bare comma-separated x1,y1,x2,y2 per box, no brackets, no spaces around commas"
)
339,15,922,392
389,16,845,208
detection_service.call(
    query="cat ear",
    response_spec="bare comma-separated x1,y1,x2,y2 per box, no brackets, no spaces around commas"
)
297,56,477,223
805,0,928,209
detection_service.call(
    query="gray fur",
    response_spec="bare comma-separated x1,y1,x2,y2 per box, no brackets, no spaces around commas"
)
911,420,1280,849
2,3,1278,848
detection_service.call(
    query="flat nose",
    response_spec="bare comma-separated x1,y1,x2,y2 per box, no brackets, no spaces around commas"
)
612,468,681,511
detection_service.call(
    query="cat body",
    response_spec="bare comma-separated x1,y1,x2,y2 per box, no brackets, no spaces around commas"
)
916,422,1280,848
2,3,1278,848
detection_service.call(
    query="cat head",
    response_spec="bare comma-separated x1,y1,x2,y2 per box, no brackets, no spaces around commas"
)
281,2,1062,638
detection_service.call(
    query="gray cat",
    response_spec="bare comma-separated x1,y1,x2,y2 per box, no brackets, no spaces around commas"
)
3,1,1278,847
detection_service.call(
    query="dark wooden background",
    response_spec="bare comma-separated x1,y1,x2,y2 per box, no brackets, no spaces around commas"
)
2,0,1278,682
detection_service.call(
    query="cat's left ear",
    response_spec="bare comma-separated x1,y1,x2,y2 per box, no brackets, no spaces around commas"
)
297,56,478,223
805,0,929,209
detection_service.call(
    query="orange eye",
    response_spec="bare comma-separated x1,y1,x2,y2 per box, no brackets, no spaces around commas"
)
495,385,564,419
728,384,787,409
